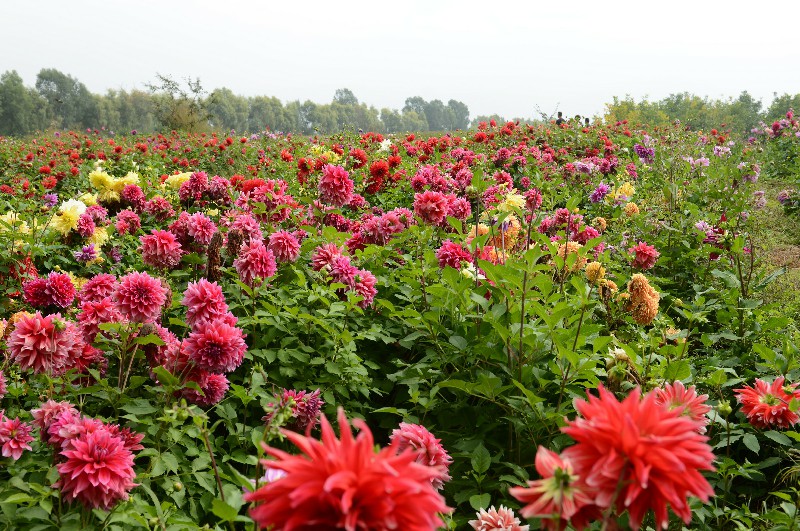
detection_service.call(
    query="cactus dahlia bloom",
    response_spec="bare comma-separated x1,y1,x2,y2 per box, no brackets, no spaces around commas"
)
112,272,167,323
734,376,800,430
390,422,453,490
245,408,449,530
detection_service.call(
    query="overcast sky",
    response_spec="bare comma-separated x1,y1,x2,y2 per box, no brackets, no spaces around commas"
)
2,0,799,121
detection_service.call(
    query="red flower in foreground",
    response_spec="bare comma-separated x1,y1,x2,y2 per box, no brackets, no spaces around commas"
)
57,427,137,510
734,376,800,429
245,408,449,530
560,386,715,530
414,190,449,225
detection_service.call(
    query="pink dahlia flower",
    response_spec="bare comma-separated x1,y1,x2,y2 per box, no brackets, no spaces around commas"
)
311,243,343,272
629,241,660,270
414,190,450,225
57,427,138,510
31,400,79,435
268,230,301,263
183,319,247,374
182,279,229,328
390,422,453,490
7,312,83,376
654,381,712,433
139,230,183,270
234,240,277,288
0,415,34,460
318,164,354,207
735,376,800,430
112,272,167,323
469,505,530,531
78,274,118,305
353,269,378,308
437,240,473,269
187,212,217,245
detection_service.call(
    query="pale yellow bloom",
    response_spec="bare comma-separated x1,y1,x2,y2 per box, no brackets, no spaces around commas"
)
89,169,115,192
78,193,98,207
613,182,635,202
88,226,109,247
624,202,640,217
164,172,192,189
51,199,87,235
111,172,140,193
498,191,525,212
585,261,606,283
0,211,29,234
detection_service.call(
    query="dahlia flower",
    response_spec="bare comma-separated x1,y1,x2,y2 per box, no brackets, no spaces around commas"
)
0,414,34,460
390,422,453,490
139,230,183,270
112,272,167,323
311,243,343,272
79,274,118,304
629,241,660,270
57,427,138,510
187,212,217,245
245,408,449,530
182,279,229,328
469,505,530,531
318,164,354,207
437,241,473,269
7,312,83,375
626,274,660,325
734,376,800,430
414,190,449,225
560,385,716,530
263,388,325,432
654,381,711,433
183,318,247,374
268,230,301,263
234,240,277,288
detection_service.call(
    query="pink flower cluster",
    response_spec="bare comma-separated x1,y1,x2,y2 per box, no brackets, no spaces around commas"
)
23,271,76,308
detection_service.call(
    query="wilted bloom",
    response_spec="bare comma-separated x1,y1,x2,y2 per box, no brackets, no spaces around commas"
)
264,388,325,432
734,376,800,430
469,505,529,531
245,408,449,530
626,274,660,325
584,261,605,283
390,422,453,490
559,386,716,530
57,427,138,510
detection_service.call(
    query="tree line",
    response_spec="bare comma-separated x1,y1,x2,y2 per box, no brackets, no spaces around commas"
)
0,69,473,137
602,91,800,134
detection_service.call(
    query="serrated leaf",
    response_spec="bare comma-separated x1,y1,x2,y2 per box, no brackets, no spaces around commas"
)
742,433,760,454
469,493,491,511
471,444,491,474
763,430,792,446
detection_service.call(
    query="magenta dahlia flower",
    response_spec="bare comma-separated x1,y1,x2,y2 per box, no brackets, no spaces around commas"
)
112,272,167,323
139,230,183,270
183,318,247,374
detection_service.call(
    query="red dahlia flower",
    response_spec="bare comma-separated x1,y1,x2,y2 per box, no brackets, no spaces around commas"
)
245,408,449,530
734,376,800,430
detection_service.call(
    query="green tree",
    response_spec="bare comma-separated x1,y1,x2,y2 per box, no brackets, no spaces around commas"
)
447,99,470,129
208,87,249,132
766,93,800,121
146,74,212,132
35,68,98,130
333,88,359,106
0,70,43,136
380,108,404,133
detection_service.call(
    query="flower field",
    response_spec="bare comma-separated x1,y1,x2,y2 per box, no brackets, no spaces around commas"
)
1,115,799,530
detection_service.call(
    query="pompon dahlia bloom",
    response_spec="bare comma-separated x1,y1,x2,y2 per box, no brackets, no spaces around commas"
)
245,408,449,530
734,376,800,429
234,240,277,287
0,414,34,460
318,164,355,206
112,272,167,323
629,241,660,270
183,319,247,374
311,243,343,272
7,312,83,375
57,427,138,510
182,279,229,328
139,230,183,270
655,381,712,433
390,422,453,490
79,274,118,304
414,190,449,225
469,505,530,531
559,386,716,530
437,240,473,269
268,230,301,263
509,447,598,530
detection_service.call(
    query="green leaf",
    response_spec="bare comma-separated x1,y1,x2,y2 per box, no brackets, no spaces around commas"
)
121,399,157,415
211,499,239,522
469,493,491,511
471,444,491,474
763,431,792,446
161,452,179,473
449,335,468,350
742,433,760,454
663,360,691,381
